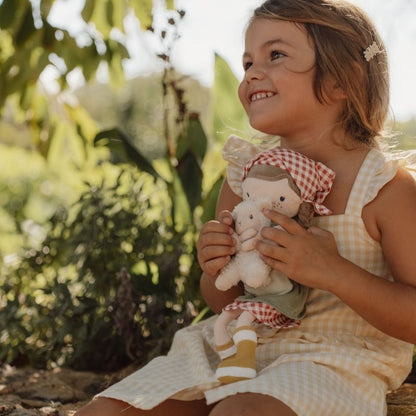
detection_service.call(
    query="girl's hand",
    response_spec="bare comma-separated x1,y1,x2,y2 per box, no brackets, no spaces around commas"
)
256,210,342,290
197,210,236,277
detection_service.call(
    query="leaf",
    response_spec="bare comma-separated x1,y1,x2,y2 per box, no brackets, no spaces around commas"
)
39,0,54,20
105,39,128,88
0,0,16,29
187,115,207,162
213,53,248,144
176,151,203,214
65,104,98,145
14,6,36,46
200,175,224,223
81,0,95,22
171,169,191,226
110,0,126,32
89,0,113,39
130,0,154,30
109,51,126,89
94,128,163,181
176,114,207,162
42,21,56,50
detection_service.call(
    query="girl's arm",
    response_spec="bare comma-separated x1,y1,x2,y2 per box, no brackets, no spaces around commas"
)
257,168,416,343
197,179,244,313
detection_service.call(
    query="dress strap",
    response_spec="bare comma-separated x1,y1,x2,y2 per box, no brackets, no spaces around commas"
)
344,149,380,216
345,148,416,216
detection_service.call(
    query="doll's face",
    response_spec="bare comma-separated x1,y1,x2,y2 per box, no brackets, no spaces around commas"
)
242,176,302,218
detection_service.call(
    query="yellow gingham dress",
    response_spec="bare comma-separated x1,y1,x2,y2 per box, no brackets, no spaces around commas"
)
97,146,415,416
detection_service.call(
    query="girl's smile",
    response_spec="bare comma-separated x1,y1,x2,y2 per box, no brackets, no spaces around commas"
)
250,91,276,103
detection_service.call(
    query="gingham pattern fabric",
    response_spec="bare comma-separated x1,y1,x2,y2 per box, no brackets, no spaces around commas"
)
97,148,415,415
224,300,300,329
243,148,335,215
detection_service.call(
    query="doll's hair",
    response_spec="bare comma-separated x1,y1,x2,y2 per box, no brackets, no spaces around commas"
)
246,164,300,196
251,0,389,145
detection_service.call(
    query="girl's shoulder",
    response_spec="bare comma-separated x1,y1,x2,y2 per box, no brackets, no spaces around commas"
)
362,149,416,242
359,148,416,208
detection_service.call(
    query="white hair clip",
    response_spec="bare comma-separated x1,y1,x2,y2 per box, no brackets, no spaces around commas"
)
363,41,382,62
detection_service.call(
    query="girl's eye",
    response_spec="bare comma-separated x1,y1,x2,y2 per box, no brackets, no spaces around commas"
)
243,61,252,71
280,196,286,202
246,192,250,198
271,50,285,61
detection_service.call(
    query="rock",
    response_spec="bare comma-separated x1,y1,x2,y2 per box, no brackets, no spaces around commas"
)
0,394,21,413
0,364,137,415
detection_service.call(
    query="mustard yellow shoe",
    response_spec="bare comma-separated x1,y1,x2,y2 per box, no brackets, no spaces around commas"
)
215,326,257,384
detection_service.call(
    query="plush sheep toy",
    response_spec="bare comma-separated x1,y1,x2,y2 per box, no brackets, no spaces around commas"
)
215,198,274,291
214,146,335,384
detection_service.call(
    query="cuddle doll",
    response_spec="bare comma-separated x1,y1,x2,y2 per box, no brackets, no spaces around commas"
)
214,146,335,384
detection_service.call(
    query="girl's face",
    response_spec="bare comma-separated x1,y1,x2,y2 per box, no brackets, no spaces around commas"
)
238,18,335,139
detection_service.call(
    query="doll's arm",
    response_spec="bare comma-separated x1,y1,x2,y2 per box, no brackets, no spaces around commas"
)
238,228,259,251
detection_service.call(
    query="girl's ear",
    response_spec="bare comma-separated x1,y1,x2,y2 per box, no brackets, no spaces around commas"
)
325,77,347,101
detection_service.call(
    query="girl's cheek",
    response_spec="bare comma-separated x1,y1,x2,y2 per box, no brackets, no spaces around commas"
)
238,82,247,107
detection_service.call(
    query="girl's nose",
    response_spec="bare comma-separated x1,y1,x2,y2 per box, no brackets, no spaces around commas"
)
245,65,265,82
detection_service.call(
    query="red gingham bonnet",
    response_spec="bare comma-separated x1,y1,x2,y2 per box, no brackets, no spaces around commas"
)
243,148,335,215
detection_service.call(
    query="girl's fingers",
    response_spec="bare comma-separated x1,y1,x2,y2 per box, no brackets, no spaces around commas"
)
198,244,235,262
203,256,231,277
257,239,288,262
202,220,234,235
263,209,306,235
217,210,234,226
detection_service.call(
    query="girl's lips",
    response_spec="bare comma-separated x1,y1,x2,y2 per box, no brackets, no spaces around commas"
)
250,91,275,102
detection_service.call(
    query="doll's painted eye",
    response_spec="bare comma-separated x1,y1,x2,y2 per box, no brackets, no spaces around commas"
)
249,214,253,219
246,192,250,198
280,196,286,202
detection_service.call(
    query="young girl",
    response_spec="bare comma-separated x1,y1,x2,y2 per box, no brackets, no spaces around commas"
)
75,0,416,415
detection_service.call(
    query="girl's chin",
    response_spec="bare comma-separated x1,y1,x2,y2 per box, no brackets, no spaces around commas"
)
248,118,282,136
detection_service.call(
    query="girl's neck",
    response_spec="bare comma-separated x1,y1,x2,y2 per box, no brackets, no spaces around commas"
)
279,129,370,166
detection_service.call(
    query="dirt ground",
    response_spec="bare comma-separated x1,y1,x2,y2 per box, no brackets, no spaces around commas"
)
1,364,415,415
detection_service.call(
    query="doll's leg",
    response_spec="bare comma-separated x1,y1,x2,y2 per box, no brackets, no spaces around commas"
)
214,309,241,360
216,311,257,384
214,309,242,345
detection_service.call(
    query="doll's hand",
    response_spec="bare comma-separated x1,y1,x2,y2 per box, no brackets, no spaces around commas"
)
256,210,342,290
197,210,236,277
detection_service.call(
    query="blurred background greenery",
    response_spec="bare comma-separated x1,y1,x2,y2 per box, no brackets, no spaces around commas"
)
0,0,414,372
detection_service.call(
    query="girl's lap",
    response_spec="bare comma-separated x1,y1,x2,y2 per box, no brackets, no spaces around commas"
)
75,393,296,416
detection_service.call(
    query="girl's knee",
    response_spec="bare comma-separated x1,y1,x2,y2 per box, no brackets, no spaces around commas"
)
74,397,135,416
209,393,297,416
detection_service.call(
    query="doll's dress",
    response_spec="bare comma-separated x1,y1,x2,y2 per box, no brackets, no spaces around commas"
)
96,138,415,416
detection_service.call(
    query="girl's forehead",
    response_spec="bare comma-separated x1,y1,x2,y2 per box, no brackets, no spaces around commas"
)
245,18,314,52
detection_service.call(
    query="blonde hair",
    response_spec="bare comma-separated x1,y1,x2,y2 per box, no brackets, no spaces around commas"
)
252,0,389,145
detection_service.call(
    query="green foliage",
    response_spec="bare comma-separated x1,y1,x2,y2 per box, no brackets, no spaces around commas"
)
0,0,179,156
0,0,257,372
213,53,249,144
0,168,203,370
